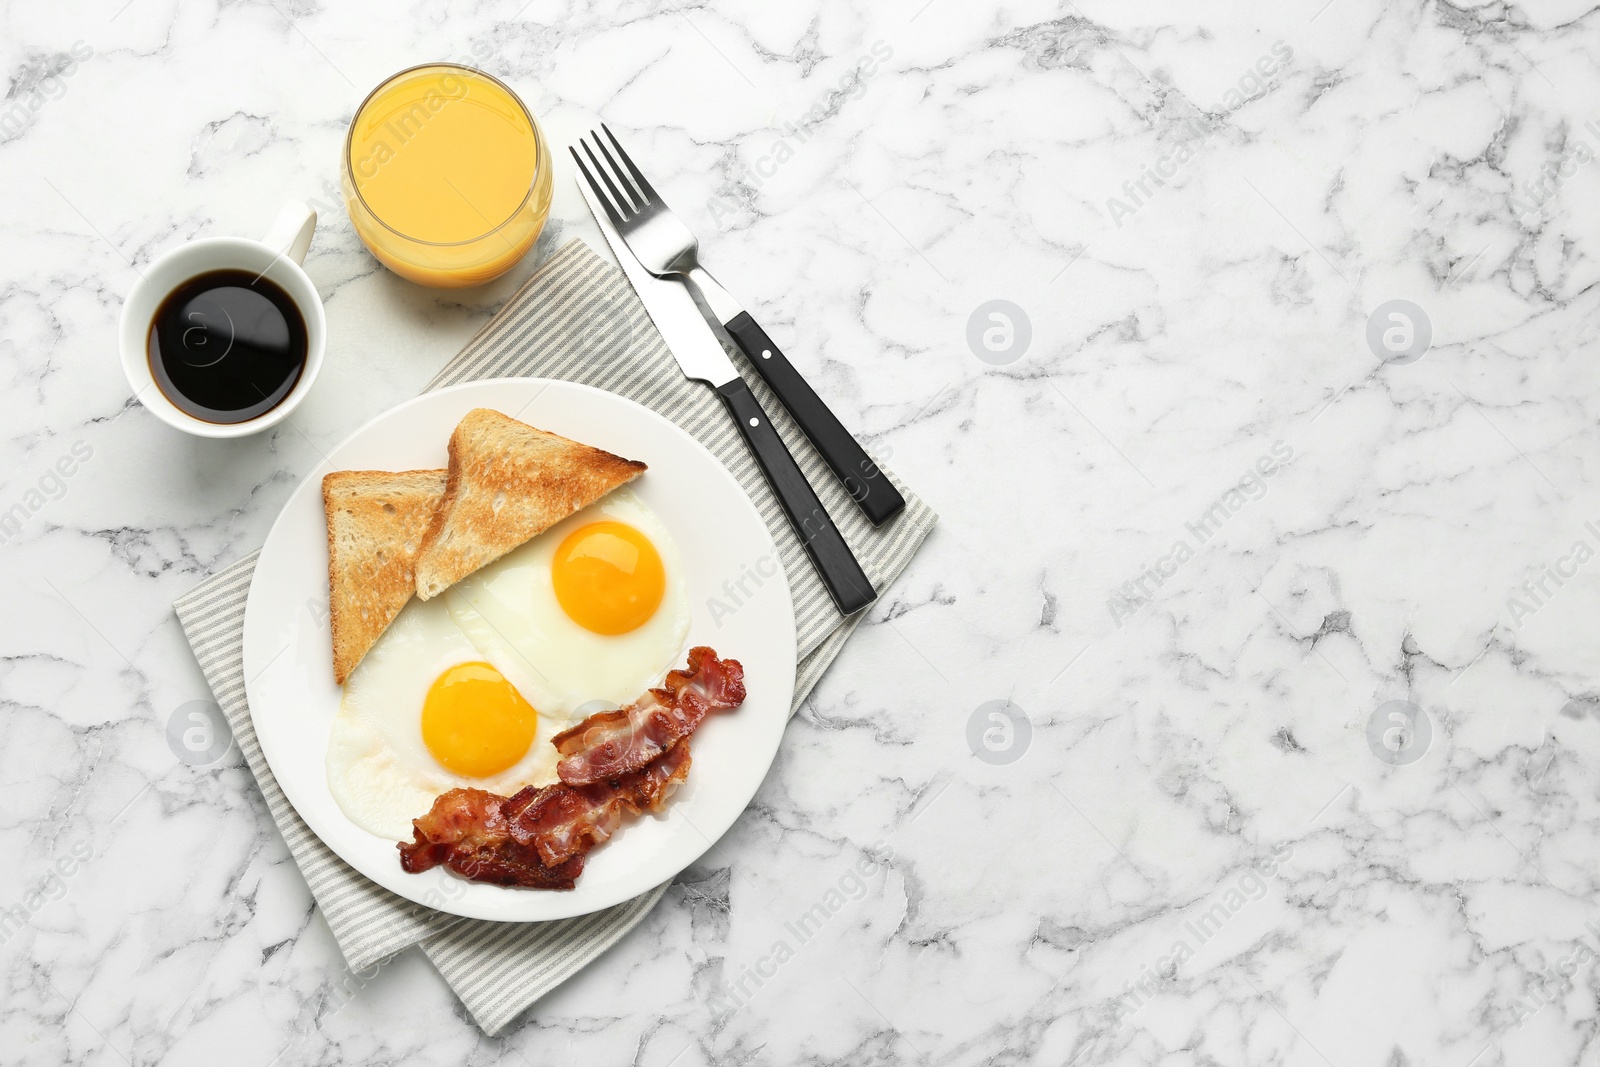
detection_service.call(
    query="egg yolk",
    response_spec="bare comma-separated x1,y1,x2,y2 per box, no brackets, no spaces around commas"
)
420,661,538,777
550,520,665,635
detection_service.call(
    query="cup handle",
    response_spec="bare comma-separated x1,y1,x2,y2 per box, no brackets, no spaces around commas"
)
262,200,317,265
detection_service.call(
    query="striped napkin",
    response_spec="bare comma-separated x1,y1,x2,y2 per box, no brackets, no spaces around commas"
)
173,238,935,1033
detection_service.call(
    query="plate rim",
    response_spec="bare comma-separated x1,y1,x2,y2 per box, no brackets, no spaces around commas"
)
241,376,796,922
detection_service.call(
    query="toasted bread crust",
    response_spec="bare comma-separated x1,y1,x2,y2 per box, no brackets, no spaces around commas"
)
413,409,647,600
323,469,448,683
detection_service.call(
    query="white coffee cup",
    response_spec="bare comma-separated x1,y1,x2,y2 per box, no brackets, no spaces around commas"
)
119,200,324,438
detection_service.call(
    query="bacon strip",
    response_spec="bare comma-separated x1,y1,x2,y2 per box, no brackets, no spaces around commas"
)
551,647,745,786
510,741,692,867
397,788,585,889
398,647,743,891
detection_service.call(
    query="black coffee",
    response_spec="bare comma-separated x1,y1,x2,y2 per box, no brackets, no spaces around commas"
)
148,269,308,424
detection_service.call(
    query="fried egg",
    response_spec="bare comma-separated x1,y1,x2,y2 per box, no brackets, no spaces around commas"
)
327,489,690,839
445,490,689,715
326,595,563,839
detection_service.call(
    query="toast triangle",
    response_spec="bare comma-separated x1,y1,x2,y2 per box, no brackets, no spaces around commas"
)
413,409,647,600
323,469,448,684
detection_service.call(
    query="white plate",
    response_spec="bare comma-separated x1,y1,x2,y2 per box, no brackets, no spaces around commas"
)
243,378,796,922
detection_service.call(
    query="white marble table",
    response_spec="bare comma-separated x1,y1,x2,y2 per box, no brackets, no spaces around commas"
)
4,1,1598,1063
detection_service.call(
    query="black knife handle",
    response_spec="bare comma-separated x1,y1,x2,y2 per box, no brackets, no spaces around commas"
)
723,311,905,527
715,377,876,615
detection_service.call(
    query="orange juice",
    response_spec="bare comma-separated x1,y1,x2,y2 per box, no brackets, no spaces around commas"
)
342,65,552,287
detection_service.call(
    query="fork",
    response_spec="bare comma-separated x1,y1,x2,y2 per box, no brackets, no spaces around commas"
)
571,125,906,528
573,135,877,615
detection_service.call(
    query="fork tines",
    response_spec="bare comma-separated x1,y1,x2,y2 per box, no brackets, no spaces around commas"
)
571,126,660,228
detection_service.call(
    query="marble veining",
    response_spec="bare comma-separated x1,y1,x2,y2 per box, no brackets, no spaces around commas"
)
4,0,1600,1063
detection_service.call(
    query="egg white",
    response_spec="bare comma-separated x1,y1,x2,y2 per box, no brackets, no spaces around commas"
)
326,595,563,840
445,489,690,716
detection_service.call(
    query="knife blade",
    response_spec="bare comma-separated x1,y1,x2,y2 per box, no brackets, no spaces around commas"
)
576,196,741,389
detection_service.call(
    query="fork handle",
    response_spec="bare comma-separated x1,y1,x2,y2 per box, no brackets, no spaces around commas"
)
723,312,906,527
715,377,876,616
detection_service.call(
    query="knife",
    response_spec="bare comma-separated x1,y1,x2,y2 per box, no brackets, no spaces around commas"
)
574,170,877,617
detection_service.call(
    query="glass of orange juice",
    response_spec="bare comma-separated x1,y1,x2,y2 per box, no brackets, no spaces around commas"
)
342,64,553,288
